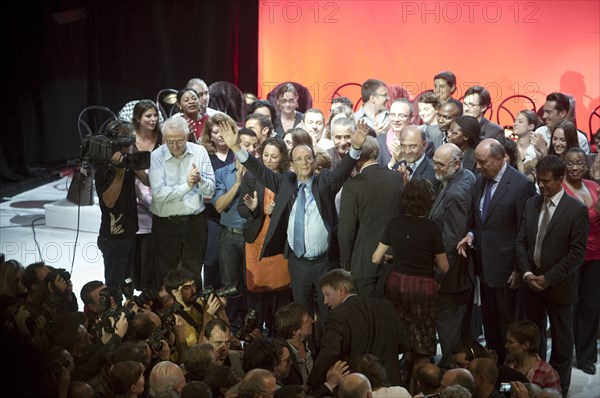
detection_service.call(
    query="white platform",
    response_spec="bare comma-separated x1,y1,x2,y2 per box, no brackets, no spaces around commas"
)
45,198,101,233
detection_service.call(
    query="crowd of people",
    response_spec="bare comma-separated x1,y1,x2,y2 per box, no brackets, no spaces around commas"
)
1,72,599,398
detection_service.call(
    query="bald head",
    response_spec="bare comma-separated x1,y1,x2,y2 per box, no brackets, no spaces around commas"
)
440,368,475,395
400,125,427,163
339,373,373,398
474,138,506,179
415,363,442,394
433,143,462,183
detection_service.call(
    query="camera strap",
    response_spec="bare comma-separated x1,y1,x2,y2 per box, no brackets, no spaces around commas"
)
179,308,201,331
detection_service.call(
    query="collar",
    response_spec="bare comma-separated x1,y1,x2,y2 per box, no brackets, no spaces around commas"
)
164,143,191,161
491,161,508,184
410,154,425,170
545,188,565,207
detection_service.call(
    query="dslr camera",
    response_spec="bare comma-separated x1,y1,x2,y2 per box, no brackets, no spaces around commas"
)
199,282,241,301
93,286,135,335
234,309,259,342
121,277,158,309
147,324,170,353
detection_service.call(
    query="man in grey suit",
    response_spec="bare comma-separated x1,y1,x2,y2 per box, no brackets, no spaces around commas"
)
458,139,536,363
429,143,476,370
338,136,404,297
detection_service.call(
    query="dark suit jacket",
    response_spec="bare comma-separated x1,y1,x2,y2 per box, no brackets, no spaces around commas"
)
237,171,266,243
280,339,330,397
405,156,436,184
516,193,589,304
338,164,403,279
241,152,357,261
481,118,506,142
472,165,536,287
462,147,477,173
326,147,343,170
429,169,476,293
307,295,404,389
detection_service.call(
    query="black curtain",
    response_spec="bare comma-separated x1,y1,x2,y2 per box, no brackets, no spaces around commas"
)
1,0,258,180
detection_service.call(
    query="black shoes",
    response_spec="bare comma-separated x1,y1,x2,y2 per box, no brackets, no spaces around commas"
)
580,363,597,375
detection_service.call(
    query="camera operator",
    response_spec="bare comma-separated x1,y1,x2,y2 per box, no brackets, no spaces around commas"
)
163,268,229,351
93,120,149,302
80,280,116,332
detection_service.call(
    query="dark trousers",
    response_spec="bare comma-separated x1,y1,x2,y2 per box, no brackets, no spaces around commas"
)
575,259,600,366
524,294,573,392
480,280,516,363
203,218,222,289
132,233,157,290
152,213,207,288
288,252,335,325
436,288,474,370
97,235,135,300
246,289,293,335
218,228,246,326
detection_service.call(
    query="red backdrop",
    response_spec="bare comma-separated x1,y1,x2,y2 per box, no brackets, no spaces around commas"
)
258,0,600,133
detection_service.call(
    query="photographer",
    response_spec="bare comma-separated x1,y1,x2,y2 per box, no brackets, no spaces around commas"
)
93,120,149,301
163,268,228,351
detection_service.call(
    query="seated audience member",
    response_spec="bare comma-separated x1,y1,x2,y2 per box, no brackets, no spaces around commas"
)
467,357,503,398
237,368,278,398
354,79,390,135
440,384,472,398
331,96,353,113
109,360,145,398
183,342,217,382
248,99,278,127
149,361,187,397
418,91,443,149
354,354,411,397
204,319,244,379
181,380,212,398
164,268,228,348
447,115,481,173
274,83,304,137
504,321,560,390
339,373,373,398
463,85,504,142
204,365,239,398
0,259,26,297
439,368,475,396
433,71,457,105
245,113,273,144
414,363,441,396
303,108,334,150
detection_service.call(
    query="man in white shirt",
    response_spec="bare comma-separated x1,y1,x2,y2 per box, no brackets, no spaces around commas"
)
535,92,589,153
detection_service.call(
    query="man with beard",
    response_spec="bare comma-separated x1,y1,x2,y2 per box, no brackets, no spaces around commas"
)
428,143,476,370
437,99,463,144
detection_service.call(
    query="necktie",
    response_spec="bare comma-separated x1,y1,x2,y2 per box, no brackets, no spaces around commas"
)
294,183,306,257
481,178,496,219
533,198,552,268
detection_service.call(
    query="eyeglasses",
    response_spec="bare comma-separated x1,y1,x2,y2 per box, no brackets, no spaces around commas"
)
280,98,297,104
165,139,186,146
374,93,389,99
566,161,587,169
292,156,314,164
447,129,463,137
434,159,457,168
463,102,480,108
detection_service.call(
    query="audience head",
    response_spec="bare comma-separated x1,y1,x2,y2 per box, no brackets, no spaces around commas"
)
164,268,196,307
314,147,333,172
439,368,475,396
177,87,200,117
320,269,357,309
505,320,541,360
246,113,273,144
331,117,355,158
414,363,442,395
204,365,238,398
132,99,160,135
277,83,299,115
204,319,232,364
109,360,145,397
248,99,277,123
549,120,578,158
418,91,441,125
326,104,355,139
389,98,414,132
400,125,427,163
202,112,238,155
108,340,152,370
438,99,463,133
361,79,387,107
238,368,277,398
183,342,216,381
303,108,326,144
543,92,570,129
451,340,488,369
181,381,212,398
339,373,373,398
238,127,259,157
475,138,506,179
0,259,26,297
463,85,492,120
440,384,472,398
162,116,190,157
275,302,313,340
353,354,388,390
535,155,565,198
401,179,435,217
503,138,518,168
186,78,210,114
259,137,290,173
466,357,498,396
433,143,462,184
274,343,292,381
449,116,481,150
133,311,161,340
68,381,96,398
357,136,379,169
242,337,280,373
434,71,457,103
331,96,354,112
149,361,186,396
514,110,539,138
80,280,108,314
21,261,50,296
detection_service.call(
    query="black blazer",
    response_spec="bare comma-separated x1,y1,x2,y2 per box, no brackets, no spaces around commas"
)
307,295,404,389
516,193,589,304
480,117,505,142
338,164,403,279
241,151,357,261
471,165,536,287
429,168,477,293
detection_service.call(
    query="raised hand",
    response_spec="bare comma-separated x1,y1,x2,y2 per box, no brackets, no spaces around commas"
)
218,121,240,152
352,119,369,149
188,163,200,187
243,191,258,211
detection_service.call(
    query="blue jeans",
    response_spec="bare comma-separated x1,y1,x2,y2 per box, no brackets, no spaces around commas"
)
97,235,135,298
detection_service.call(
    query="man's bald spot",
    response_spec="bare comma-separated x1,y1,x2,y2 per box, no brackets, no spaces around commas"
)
436,143,461,160
400,124,424,142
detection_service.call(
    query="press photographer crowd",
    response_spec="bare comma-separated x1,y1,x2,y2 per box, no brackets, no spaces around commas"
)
2,75,599,398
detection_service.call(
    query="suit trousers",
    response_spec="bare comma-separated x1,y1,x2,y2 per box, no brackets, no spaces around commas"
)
575,259,600,367
436,288,474,370
524,294,573,391
479,279,516,364
288,252,334,325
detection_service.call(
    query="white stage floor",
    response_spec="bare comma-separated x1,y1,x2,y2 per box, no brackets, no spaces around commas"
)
0,177,598,397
